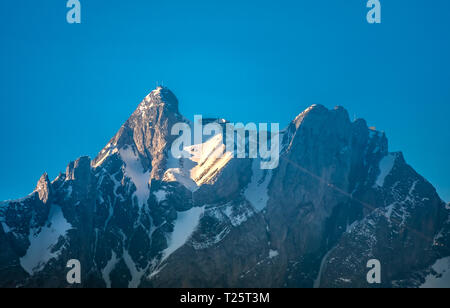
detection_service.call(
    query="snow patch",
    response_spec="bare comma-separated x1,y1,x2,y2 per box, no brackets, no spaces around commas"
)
420,257,450,288
163,134,233,191
223,203,254,227
65,186,73,199
269,250,279,259
245,159,272,212
346,220,358,233
148,263,167,280
102,251,119,288
151,87,162,96
192,226,231,250
162,206,205,262
123,249,147,288
187,134,233,186
374,153,396,188
1,221,12,233
163,151,198,192
20,205,72,275
94,147,118,168
119,147,151,208
154,190,168,203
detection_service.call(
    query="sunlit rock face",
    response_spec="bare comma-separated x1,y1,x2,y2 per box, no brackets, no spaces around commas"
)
0,88,448,288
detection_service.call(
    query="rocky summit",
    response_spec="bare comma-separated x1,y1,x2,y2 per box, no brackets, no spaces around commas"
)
0,87,448,288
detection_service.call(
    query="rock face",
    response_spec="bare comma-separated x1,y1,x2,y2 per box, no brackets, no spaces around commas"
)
0,87,448,288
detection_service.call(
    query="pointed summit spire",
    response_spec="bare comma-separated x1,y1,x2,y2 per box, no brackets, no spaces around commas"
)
93,87,186,180
140,86,178,109
36,172,51,203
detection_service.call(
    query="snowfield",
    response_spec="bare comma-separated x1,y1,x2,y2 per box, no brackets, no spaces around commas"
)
162,206,205,262
20,204,72,275
420,257,450,288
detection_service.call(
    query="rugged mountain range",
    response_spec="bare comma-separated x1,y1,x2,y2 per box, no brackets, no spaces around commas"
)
0,87,448,288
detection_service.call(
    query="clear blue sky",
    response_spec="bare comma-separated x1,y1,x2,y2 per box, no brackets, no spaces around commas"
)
0,0,449,201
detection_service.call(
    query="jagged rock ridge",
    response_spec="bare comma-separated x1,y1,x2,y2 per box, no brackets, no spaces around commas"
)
0,87,448,288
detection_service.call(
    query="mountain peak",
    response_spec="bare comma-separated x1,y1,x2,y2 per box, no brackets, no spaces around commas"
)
138,86,179,112
292,104,350,129
35,172,51,203
93,87,186,180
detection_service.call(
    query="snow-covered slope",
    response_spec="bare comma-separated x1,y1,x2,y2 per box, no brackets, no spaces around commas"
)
20,205,72,275
420,257,450,288
163,133,233,191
